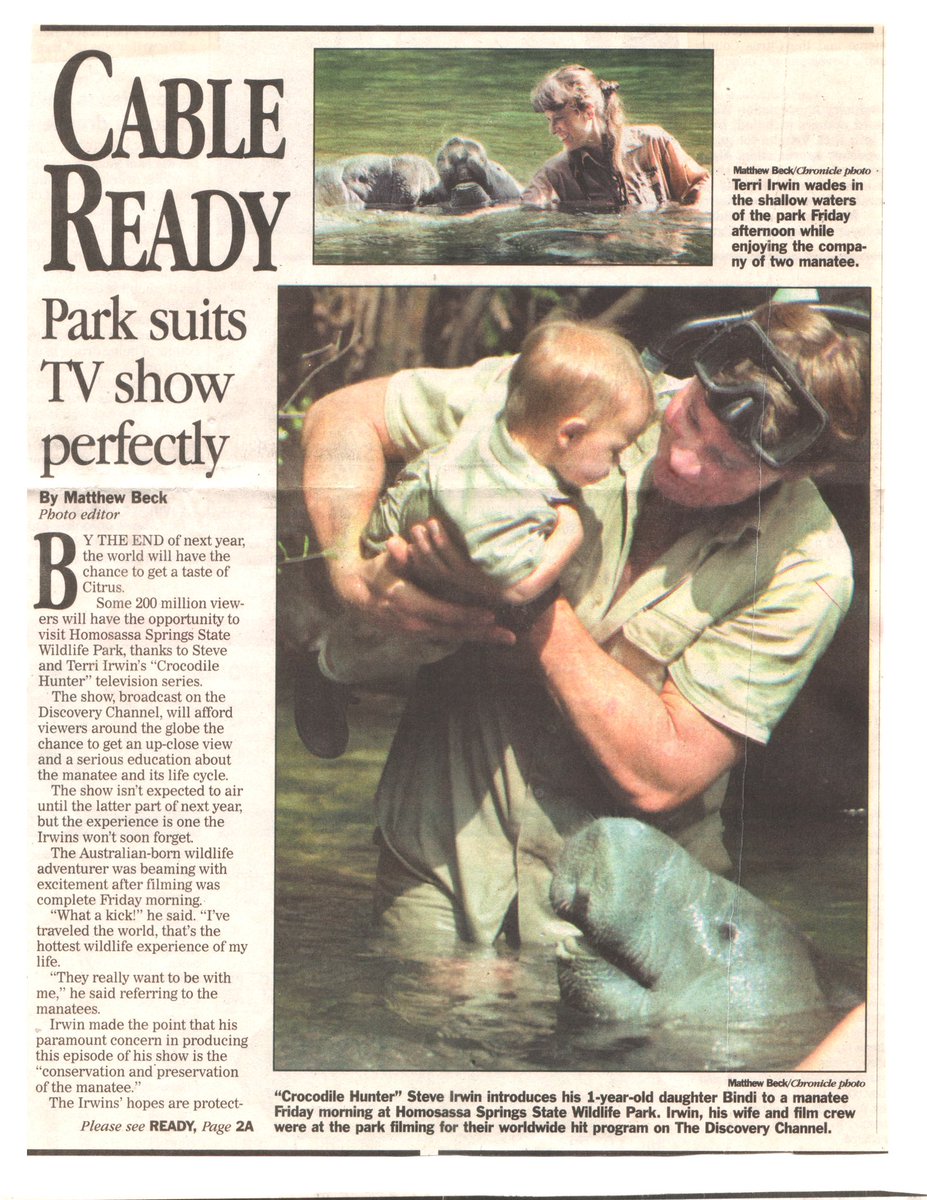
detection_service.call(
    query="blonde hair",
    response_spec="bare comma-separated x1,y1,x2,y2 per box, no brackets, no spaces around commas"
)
505,320,653,433
531,64,626,175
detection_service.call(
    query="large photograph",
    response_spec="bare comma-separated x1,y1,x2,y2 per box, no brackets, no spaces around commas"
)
275,284,870,1074
313,49,712,266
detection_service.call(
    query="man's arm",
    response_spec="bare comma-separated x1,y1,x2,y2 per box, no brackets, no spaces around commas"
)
525,597,742,813
398,520,741,811
301,378,510,642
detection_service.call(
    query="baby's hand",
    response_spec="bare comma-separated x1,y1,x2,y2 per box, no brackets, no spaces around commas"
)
498,503,584,605
327,544,506,644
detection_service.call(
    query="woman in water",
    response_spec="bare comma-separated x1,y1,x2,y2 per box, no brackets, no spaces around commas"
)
522,64,710,212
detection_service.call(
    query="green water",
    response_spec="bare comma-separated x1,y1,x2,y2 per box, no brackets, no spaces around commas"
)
313,48,712,267
315,48,712,181
275,694,866,1073
314,204,711,267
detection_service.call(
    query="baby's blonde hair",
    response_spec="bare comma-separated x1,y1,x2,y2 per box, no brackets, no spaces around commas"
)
505,320,653,433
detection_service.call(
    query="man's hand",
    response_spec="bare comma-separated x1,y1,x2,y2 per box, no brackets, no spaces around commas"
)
301,378,512,645
388,519,501,603
332,537,514,645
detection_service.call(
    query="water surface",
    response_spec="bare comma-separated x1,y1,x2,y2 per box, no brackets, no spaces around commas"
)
315,204,710,267
275,695,865,1073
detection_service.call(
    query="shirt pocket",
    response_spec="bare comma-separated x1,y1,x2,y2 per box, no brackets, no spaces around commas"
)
620,574,715,665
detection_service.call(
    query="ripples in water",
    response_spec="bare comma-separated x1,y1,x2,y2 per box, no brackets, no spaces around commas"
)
274,698,864,1073
313,204,711,266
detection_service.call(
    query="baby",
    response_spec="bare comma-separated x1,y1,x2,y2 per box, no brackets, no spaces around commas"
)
297,320,654,757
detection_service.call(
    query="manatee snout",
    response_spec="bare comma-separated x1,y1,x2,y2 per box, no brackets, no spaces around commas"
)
445,151,489,191
548,860,586,923
551,819,649,939
449,182,494,211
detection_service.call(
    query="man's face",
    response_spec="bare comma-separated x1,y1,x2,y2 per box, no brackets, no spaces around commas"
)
652,378,782,508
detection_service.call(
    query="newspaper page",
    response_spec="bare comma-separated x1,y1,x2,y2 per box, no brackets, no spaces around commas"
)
22,18,908,1197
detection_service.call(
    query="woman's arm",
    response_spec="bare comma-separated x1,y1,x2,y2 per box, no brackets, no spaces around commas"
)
659,133,711,208
301,379,509,642
520,164,559,209
524,597,742,813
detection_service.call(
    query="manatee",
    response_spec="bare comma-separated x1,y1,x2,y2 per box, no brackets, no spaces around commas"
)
314,162,363,209
377,154,441,208
434,136,523,210
337,154,390,206
340,153,440,209
550,818,829,1025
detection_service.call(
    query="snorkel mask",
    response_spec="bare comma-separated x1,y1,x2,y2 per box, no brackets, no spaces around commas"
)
693,320,828,469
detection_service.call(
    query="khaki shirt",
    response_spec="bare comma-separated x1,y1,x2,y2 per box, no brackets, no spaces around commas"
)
376,357,853,943
521,124,709,210
365,398,570,587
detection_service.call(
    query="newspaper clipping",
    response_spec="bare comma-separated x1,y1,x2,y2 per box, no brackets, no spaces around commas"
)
26,21,888,1179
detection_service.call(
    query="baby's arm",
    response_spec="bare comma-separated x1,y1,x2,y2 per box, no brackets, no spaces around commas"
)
498,503,584,605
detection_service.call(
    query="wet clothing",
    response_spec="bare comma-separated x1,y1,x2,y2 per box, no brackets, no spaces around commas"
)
319,399,572,686
521,124,709,210
371,356,852,945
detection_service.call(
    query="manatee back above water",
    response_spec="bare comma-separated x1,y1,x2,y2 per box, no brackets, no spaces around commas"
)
317,154,441,210
551,818,830,1025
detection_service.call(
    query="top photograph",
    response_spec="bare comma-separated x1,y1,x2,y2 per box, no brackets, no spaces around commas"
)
313,47,713,267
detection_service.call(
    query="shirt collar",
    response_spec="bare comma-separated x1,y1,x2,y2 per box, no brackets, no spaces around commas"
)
487,415,570,500
569,145,610,172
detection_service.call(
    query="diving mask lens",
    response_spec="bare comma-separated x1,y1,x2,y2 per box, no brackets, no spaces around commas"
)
693,321,829,468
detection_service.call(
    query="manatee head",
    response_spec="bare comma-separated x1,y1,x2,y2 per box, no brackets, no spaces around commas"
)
315,162,363,209
551,818,827,1024
436,136,492,193
340,154,393,205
